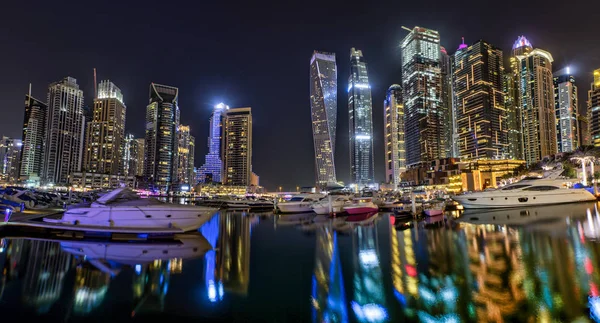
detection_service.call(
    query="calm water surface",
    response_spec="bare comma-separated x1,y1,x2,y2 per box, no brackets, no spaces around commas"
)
2,202,600,322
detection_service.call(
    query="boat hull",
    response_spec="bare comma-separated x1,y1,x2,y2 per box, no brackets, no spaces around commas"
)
452,189,596,209
424,209,444,217
58,205,218,232
344,206,378,215
278,203,314,214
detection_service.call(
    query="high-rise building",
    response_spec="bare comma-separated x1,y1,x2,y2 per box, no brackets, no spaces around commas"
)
578,115,590,147
553,69,578,152
513,36,557,164
84,80,126,175
0,137,22,183
198,103,226,183
440,46,456,157
144,83,180,191
20,93,47,184
400,26,446,166
123,134,143,177
177,124,195,185
452,40,506,160
503,72,524,160
222,107,252,186
588,68,600,147
348,48,374,186
42,77,85,185
384,84,405,189
310,51,338,188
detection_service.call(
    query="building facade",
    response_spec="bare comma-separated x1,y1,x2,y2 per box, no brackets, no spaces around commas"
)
513,37,557,164
400,26,446,166
20,93,47,184
70,172,136,190
144,83,180,191
452,40,506,160
553,71,578,152
222,107,252,186
310,51,338,188
503,72,524,160
42,77,85,185
589,68,600,147
84,80,126,175
383,84,405,189
348,48,374,186
0,137,22,184
440,46,455,157
177,124,195,186
198,103,226,183
578,115,590,146
123,134,144,177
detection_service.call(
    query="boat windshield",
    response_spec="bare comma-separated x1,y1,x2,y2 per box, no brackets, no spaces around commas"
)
289,197,305,202
501,184,531,190
522,186,561,191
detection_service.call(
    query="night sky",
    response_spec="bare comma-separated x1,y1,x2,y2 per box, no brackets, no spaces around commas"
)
1,0,599,190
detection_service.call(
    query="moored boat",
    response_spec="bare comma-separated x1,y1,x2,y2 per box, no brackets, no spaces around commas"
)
277,194,323,213
343,197,378,215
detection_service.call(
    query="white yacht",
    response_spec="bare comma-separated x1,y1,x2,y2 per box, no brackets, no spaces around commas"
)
277,194,323,213
44,188,218,232
452,178,596,209
311,195,352,215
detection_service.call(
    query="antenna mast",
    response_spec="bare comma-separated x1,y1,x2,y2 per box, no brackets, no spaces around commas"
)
93,68,97,99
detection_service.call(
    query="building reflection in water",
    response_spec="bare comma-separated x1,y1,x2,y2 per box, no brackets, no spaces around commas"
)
311,225,348,323
351,221,387,322
132,258,182,315
73,264,110,314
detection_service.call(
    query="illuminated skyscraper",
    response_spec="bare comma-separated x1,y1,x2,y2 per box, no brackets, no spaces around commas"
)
0,137,22,183
177,124,195,185
84,80,126,175
310,51,338,188
348,48,374,185
384,84,405,188
135,138,145,176
42,77,85,185
198,103,226,183
222,107,252,186
553,69,578,152
440,46,456,157
513,37,557,164
588,68,600,147
578,115,590,146
452,40,506,159
503,72,524,160
400,26,446,166
144,83,180,191
123,134,143,176
20,93,46,184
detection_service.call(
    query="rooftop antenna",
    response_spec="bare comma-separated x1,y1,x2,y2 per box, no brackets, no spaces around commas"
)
28,83,31,99
93,68,97,99
401,26,412,32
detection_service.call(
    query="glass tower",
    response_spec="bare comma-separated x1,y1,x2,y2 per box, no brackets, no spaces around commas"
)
553,70,578,152
589,68,600,147
513,37,556,164
198,103,226,183
348,48,374,186
177,124,195,185
144,83,180,192
222,107,252,186
400,26,446,166
20,93,47,184
310,50,338,188
452,40,506,160
384,84,405,189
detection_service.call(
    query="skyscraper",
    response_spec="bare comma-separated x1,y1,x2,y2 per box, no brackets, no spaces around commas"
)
440,46,456,157
452,40,506,159
84,80,126,175
135,138,145,176
222,107,252,186
348,48,374,185
42,77,85,185
123,134,142,177
144,83,180,191
503,72,524,160
589,68,600,147
177,124,195,185
20,93,47,184
384,85,405,189
310,51,338,188
513,37,557,164
0,137,22,183
198,103,226,183
553,69,578,152
400,26,446,166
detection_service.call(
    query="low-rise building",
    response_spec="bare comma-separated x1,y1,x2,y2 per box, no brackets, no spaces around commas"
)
70,172,136,190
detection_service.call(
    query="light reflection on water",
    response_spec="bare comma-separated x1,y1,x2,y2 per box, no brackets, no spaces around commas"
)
0,203,600,321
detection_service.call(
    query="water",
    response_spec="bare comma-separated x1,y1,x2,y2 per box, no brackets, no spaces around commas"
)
2,202,600,322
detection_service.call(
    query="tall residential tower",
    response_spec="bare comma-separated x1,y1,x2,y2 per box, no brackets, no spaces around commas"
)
42,77,85,185
589,68,600,147
383,85,405,189
20,93,47,184
348,48,374,185
222,107,252,186
198,103,226,183
144,83,180,191
400,26,446,166
553,69,578,152
310,51,338,188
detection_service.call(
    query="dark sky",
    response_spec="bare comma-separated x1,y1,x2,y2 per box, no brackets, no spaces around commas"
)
1,0,599,191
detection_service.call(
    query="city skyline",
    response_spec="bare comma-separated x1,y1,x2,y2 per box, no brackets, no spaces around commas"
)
2,1,600,189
